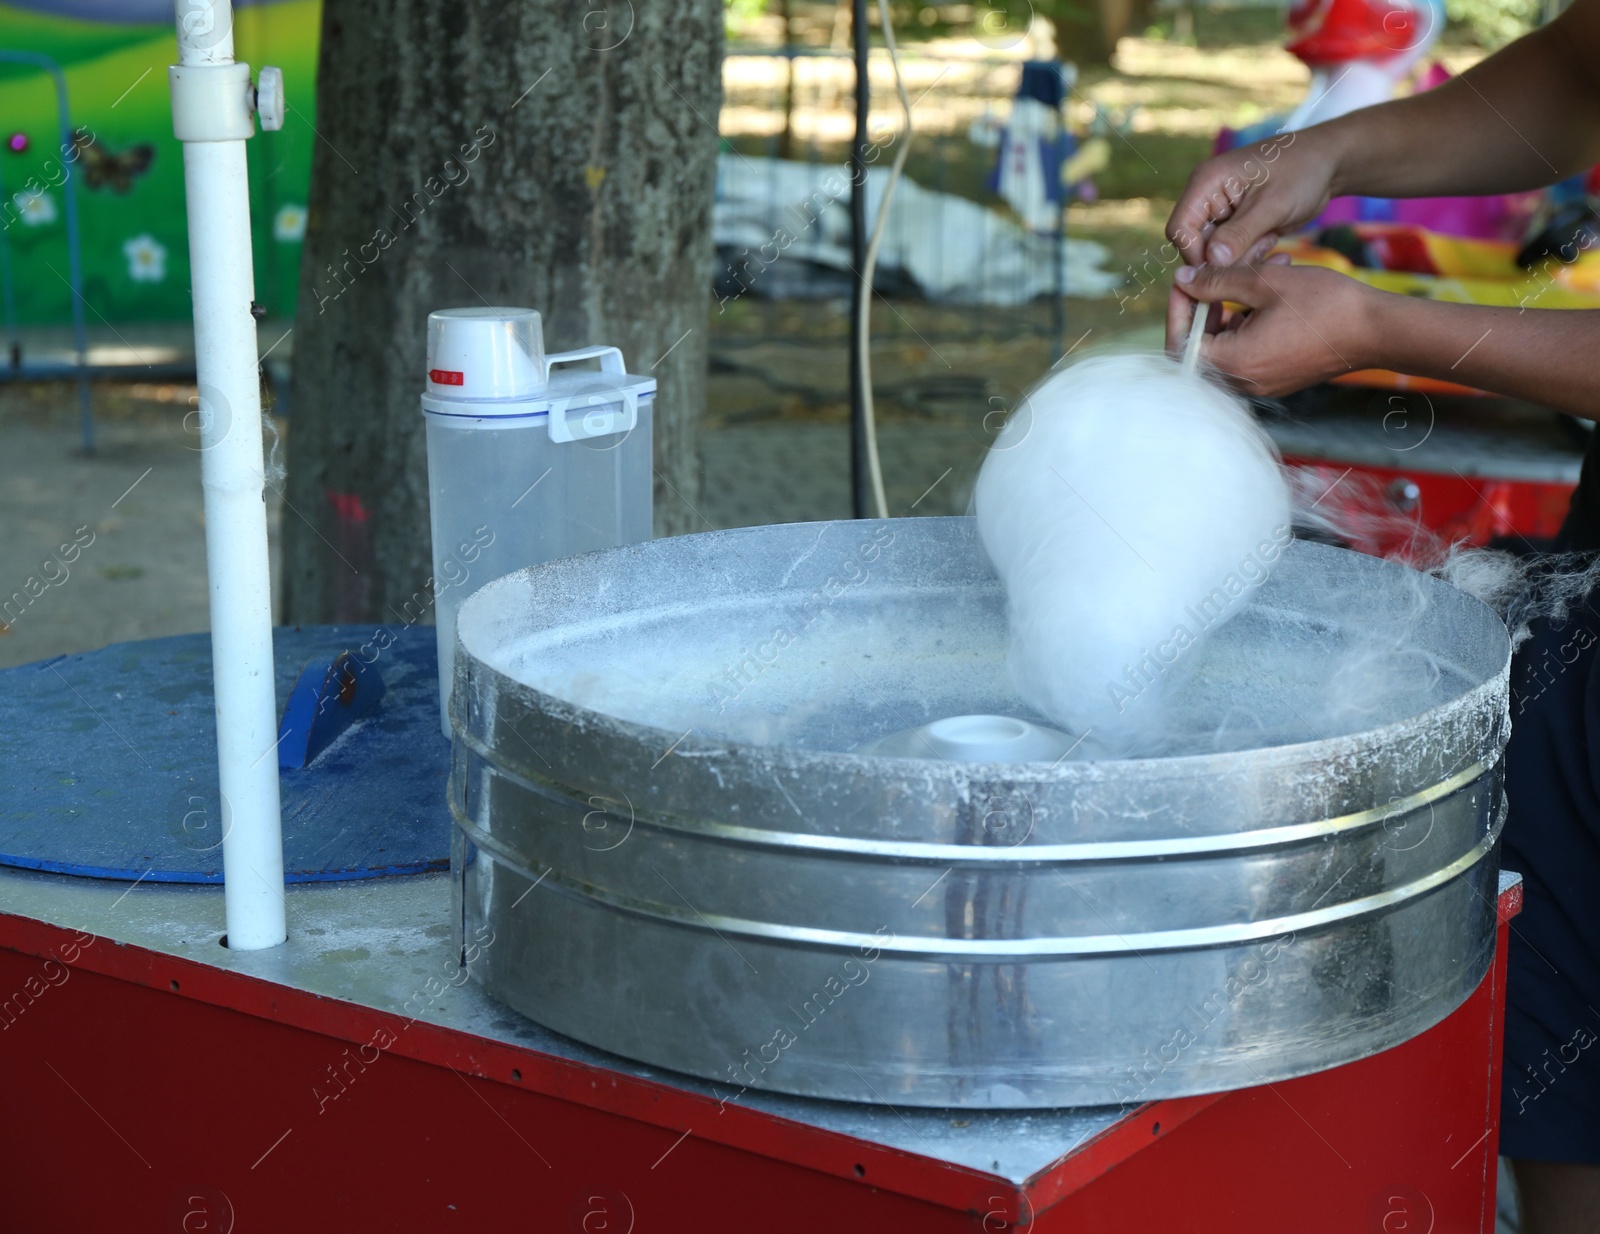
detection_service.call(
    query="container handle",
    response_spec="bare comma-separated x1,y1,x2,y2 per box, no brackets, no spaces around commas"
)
544,345,638,443
547,387,638,443
544,345,625,380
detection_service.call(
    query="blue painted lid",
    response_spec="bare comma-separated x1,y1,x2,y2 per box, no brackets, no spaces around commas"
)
0,625,452,884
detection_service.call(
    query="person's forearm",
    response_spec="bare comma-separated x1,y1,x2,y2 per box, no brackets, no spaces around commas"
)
1308,4,1600,200
1363,296,1600,417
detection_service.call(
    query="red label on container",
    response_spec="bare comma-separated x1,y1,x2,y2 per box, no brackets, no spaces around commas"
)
429,369,465,386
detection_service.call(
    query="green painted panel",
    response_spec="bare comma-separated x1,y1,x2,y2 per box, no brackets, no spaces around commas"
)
0,0,320,325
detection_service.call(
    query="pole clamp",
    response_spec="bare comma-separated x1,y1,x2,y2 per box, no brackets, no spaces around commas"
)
169,61,268,142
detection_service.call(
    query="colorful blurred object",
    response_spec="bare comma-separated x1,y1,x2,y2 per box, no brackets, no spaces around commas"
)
1287,457,1576,555
1281,0,1445,130
1281,223,1600,300
1219,0,1545,243
1276,222,1600,393
1210,0,1600,399
1285,0,1437,66
0,0,316,325
984,61,1080,232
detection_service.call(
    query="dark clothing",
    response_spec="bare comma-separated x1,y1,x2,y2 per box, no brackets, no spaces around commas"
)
1559,439,1600,552
1499,512,1600,1162
1500,598,1600,1160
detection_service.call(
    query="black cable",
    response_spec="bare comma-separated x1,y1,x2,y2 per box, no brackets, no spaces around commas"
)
848,0,871,519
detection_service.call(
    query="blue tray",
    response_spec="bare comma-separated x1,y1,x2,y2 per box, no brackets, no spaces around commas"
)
0,626,452,883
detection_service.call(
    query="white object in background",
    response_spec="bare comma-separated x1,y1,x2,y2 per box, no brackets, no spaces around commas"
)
1027,14,1058,60
1284,61,1404,130
169,0,287,950
421,308,657,736
995,97,1061,234
713,155,1122,306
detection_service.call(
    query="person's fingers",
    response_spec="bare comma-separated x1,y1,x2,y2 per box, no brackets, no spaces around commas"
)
1166,209,1209,267
1244,233,1280,264
1165,172,1207,264
1166,165,1247,263
1167,276,1245,354
1175,261,1277,310
1167,159,1279,267
1198,329,1264,392
1264,250,1292,266
1202,194,1274,266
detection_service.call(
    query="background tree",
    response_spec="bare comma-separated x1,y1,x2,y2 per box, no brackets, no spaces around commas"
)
281,0,723,624
1047,0,1156,65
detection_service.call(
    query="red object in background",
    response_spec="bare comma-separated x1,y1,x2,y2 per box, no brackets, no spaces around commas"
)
322,487,370,526
0,882,1521,1232
1286,0,1424,65
322,487,374,622
1287,454,1577,555
1352,226,1441,275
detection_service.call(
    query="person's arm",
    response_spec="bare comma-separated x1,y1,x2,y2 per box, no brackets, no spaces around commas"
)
1166,261,1600,418
1167,0,1600,267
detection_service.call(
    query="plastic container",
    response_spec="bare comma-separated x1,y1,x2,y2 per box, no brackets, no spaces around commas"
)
422,306,654,735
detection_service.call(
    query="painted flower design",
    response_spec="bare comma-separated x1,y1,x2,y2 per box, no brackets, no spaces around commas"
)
123,234,167,283
14,189,56,227
273,202,307,243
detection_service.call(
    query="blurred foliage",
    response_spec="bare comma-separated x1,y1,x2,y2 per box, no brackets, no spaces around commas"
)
1138,6,1286,48
725,0,1543,52
1443,0,1539,47
725,0,771,35
726,0,1056,47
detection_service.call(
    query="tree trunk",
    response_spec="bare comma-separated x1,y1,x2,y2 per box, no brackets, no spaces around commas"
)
777,0,795,161
281,0,723,625
1052,0,1153,65
1100,0,1155,48
1052,4,1115,66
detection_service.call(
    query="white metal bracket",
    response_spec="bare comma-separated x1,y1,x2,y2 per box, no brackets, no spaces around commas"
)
169,61,284,141
169,62,254,141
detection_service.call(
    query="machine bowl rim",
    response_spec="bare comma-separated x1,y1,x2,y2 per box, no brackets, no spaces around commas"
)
455,524,1512,786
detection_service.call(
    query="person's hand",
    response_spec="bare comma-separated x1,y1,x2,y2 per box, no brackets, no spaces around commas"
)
1165,261,1382,397
1165,129,1345,268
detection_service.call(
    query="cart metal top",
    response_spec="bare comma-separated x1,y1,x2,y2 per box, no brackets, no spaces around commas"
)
0,864,1141,1187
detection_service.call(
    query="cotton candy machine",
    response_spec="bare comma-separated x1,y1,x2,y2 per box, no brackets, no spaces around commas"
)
448,517,1508,1108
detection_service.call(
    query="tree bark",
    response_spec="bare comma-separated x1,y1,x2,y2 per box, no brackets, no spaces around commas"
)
1051,0,1154,65
282,0,722,625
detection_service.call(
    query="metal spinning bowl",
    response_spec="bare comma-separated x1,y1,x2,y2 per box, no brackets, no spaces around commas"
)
448,517,1509,1109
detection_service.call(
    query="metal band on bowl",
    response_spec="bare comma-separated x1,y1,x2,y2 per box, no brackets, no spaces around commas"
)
458,728,1495,863
453,797,1504,959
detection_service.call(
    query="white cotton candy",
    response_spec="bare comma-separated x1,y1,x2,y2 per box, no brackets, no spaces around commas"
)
974,352,1291,748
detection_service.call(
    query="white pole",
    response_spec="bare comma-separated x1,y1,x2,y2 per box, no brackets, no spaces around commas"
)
171,0,286,949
